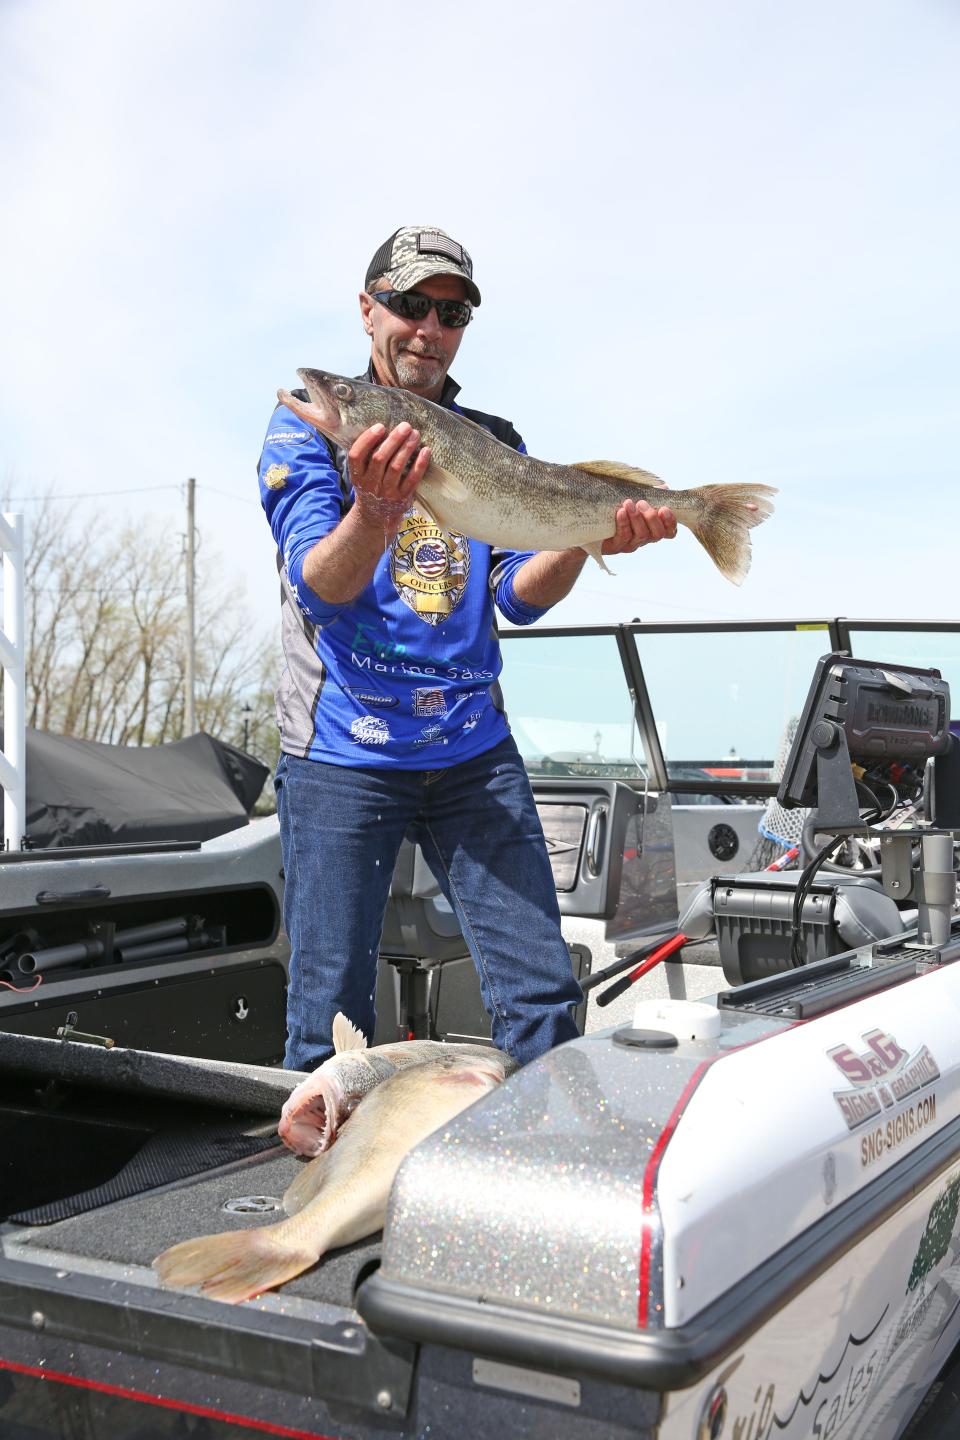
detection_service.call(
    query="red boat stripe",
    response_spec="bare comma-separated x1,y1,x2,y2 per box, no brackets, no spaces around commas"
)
635,1015,808,1329
0,1358,340,1440
637,1058,715,1329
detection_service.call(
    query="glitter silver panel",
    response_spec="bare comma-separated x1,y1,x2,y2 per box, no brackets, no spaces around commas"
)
380,1030,707,1332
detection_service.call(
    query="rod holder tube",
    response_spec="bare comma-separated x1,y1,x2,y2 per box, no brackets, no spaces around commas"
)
118,930,220,963
18,939,106,974
117,936,192,963
114,916,192,947
916,832,956,948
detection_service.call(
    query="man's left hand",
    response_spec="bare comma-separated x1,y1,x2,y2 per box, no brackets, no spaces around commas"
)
602,499,678,555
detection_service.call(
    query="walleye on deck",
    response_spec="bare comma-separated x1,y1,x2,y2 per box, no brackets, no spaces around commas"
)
153,1016,516,1303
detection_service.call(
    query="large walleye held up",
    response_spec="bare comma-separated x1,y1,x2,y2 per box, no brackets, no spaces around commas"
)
153,1047,514,1304
278,369,777,585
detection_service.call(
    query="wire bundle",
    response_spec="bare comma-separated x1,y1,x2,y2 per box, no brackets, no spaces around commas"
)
789,778,896,968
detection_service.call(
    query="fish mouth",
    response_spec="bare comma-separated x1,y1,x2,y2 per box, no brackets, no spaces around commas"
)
295,368,348,437
278,1073,343,1156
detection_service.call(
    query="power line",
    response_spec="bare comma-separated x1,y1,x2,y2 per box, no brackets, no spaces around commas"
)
4,482,261,508
32,585,187,594
3,485,182,503
199,484,261,507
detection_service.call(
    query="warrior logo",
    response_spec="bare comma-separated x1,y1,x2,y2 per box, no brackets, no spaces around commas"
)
347,689,398,710
391,511,469,626
413,687,447,717
265,429,311,446
350,716,390,746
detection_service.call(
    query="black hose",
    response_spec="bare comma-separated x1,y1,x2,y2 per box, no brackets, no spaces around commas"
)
790,799,883,967
799,818,882,878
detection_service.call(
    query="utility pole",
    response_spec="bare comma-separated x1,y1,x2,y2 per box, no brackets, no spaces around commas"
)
185,477,197,735
0,512,25,850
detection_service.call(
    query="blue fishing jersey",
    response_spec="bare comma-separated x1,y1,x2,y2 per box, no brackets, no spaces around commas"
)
258,374,548,768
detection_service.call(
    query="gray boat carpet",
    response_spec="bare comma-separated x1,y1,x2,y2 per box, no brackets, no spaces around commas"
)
9,1121,284,1224
15,1147,381,1308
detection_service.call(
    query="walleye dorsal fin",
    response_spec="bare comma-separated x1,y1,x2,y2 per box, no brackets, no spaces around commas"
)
572,460,666,488
332,1013,367,1053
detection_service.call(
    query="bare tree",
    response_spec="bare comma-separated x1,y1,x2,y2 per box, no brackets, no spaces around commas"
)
18,495,280,788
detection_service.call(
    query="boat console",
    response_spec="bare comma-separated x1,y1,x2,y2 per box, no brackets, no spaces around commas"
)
680,655,960,985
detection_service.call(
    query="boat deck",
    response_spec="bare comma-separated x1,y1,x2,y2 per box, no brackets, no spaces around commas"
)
4,1142,381,1312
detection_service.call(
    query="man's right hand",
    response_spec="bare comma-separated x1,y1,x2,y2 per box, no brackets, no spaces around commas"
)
299,422,434,606
349,422,432,535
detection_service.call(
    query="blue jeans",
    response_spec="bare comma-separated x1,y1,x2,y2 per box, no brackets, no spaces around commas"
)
275,737,581,1071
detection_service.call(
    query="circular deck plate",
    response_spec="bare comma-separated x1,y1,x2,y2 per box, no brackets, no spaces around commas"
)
612,1026,678,1049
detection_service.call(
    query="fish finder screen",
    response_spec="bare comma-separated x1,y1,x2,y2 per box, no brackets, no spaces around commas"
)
778,654,951,811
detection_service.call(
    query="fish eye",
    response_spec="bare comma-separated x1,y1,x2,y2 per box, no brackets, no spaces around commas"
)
333,383,352,401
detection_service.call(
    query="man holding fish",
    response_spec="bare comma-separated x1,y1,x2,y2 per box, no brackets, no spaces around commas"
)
153,228,772,1308
259,225,768,1080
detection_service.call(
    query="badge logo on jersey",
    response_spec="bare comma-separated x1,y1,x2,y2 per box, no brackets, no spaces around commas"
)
263,462,291,490
391,511,469,626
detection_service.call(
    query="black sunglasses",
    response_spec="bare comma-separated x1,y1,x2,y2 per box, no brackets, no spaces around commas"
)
370,288,472,329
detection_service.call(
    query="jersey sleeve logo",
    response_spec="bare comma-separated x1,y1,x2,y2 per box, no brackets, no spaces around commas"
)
264,462,291,490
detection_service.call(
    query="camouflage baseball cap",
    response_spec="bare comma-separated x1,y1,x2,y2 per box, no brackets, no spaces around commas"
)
365,225,481,307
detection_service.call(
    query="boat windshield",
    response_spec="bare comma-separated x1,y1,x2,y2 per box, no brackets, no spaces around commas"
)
844,625,960,715
498,630,648,779
500,619,960,796
630,622,834,786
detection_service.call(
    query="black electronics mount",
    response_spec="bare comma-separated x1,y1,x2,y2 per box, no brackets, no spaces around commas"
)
777,654,960,949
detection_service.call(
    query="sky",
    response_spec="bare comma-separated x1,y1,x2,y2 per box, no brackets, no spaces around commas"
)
2,0,958,652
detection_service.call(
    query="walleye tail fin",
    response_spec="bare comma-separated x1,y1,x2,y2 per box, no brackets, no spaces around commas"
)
686,484,777,585
332,1012,367,1053
572,460,667,488
153,1225,318,1304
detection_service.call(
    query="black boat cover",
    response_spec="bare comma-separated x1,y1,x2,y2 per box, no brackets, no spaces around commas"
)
5,728,269,848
